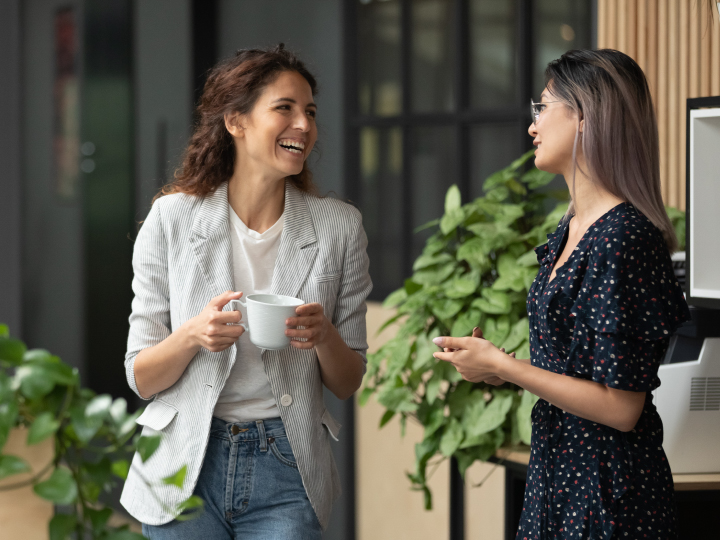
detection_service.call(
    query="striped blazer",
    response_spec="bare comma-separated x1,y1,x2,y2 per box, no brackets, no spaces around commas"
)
120,181,372,528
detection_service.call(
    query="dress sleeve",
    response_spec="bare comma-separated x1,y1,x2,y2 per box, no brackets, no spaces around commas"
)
564,220,690,391
567,320,669,391
569,223,690,341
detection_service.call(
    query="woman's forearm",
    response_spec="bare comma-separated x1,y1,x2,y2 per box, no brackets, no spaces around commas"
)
314,324,365,401
133,324,201,399
497,356,645,432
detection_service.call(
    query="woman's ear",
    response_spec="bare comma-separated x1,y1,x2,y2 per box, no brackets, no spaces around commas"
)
579,118,584,133
224,112,245,138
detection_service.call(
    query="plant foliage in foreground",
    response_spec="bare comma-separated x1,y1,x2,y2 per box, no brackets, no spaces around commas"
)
0,325,201,539
360,150,568,509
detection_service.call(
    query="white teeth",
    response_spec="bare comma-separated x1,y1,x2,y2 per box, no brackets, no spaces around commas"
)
278,139,305,154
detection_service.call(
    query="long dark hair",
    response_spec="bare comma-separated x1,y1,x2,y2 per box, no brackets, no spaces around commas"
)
545,49,678,252
155,44,318,202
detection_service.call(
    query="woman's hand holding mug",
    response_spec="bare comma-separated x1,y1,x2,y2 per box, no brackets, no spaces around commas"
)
284,303,331,349
186,290,245,352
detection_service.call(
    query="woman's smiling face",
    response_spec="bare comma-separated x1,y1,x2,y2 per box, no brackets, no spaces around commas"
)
528,86,582,176
228,70,317,179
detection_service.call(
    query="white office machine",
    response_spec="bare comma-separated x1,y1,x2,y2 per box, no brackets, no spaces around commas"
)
654,100,720,475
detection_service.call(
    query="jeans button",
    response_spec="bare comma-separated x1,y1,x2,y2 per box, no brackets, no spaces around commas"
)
231,425,240,435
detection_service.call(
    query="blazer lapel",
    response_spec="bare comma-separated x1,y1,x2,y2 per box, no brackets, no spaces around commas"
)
189,182,235,296
271,181,318,300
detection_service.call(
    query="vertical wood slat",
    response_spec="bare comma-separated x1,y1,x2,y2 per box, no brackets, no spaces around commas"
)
657,0,669,203
647,0,658,101
608,0,618,49
701,5,712,96
667,0,679,208
598,0,607,49
690,0,701,98
637,0,647,73
597,0,720,210
713,10,720,95
678,0,689,210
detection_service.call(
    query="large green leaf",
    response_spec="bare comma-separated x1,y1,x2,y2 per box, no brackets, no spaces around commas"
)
70,406,103,443
86,394,113,420
0,454,31,480
465,393,514,438
34,467,78,504
0,401,19,451
444,184,461,213
49,513,77,540
472,290,511,315
175,495,205,522
163,464,187,488
377,386,417,413
517,390,539,445
86,507,113,535
0,337,26,365
137,434,162,463
27,411,61,445
439,418,464,457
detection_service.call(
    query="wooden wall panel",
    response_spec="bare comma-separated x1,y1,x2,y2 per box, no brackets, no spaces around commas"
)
598,0,720,210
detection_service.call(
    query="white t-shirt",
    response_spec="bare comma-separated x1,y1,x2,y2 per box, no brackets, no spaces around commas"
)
213,205,283,423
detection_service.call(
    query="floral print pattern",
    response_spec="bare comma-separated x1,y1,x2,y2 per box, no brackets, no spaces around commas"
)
516,203,691,540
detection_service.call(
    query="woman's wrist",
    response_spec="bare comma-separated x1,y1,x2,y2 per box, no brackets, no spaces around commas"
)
178,319,202,354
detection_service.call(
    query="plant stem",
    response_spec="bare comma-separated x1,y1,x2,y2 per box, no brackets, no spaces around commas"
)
0,459,54,491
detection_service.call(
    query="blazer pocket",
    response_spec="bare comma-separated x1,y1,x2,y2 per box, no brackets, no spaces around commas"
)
322,409,342,442
136,399,178,431
315,272,341,283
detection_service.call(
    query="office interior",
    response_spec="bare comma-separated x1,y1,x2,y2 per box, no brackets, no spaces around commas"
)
0,1,719,539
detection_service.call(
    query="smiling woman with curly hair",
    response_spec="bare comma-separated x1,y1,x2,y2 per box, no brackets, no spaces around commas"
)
120,44,372,539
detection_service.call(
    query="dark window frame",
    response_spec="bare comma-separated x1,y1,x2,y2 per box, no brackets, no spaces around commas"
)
344,0,592,301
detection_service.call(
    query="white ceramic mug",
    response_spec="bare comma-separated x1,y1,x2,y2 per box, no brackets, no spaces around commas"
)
228,294,304,350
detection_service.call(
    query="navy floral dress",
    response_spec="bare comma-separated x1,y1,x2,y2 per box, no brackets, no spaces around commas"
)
516,203,691,540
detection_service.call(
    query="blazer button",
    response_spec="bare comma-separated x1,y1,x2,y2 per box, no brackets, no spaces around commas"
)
280,394,293,407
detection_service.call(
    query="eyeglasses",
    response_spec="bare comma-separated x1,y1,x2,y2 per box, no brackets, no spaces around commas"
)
530,99,560,124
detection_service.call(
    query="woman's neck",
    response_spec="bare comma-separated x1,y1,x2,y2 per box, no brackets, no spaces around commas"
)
227,172,286,234
563,159,625,230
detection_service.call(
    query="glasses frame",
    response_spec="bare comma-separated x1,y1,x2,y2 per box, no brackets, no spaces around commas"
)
530,99,561,124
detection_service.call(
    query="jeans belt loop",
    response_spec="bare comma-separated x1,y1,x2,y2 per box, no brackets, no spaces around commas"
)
256,420,268,452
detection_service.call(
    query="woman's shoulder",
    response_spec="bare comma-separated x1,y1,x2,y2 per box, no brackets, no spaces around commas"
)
587,203,667,259
150,191,204,226
304,193,362,229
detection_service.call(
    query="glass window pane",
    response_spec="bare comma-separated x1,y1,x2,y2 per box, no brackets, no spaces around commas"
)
358,0,402,116
533,0,592,98
410,126,458,260
411,0,455,113
470,123,522,198
360,126,405,299
470,0,517,108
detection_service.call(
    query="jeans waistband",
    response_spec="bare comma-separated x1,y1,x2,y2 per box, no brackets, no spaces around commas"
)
210,416,286,443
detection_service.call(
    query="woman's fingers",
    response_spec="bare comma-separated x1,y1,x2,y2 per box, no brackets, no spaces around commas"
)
472,326,484,339
208,290,243,310
213,310,242,324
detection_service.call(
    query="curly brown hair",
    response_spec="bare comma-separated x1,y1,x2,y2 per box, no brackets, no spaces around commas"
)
155,44,318,202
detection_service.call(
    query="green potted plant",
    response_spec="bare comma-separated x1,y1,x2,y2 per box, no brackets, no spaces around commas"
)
359,149,568,508
0,324,200,539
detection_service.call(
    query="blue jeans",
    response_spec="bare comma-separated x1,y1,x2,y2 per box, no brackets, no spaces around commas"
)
142,417,322,540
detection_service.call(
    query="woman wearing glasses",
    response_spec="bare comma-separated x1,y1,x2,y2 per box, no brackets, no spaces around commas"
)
434,49,690,539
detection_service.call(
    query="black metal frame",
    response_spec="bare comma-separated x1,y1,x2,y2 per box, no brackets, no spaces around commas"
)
344,0,538,298
685,95,720,310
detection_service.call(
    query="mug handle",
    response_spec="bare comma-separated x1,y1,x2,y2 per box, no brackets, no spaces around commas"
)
228,299,248,331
